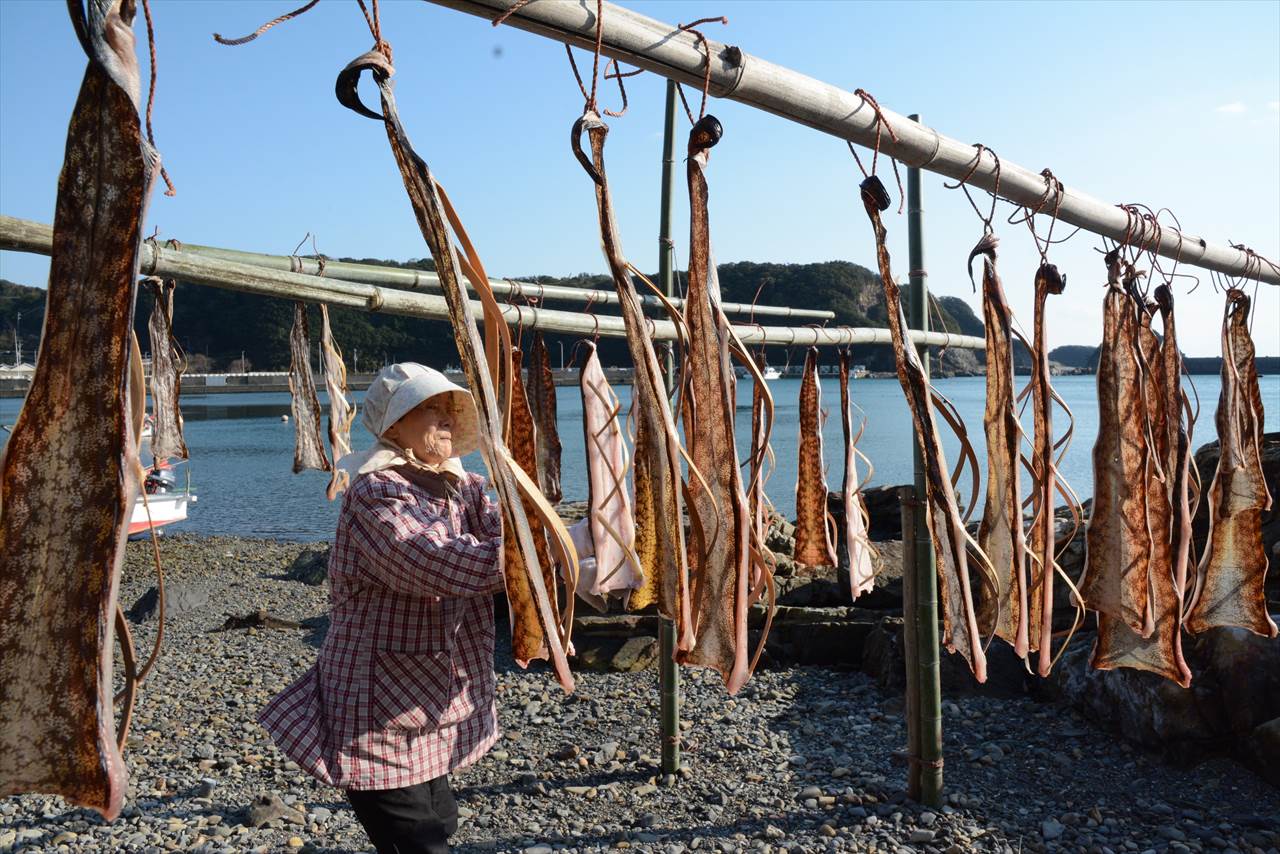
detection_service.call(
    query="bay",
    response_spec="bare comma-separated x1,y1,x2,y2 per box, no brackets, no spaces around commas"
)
2,373,1275,542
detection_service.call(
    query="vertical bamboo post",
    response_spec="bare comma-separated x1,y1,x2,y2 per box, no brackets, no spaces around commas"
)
657,78,682,779
906,113,944,806
899,486,921,801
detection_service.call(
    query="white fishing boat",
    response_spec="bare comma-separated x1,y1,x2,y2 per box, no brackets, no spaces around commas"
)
735,365,783,380
130,416,196,538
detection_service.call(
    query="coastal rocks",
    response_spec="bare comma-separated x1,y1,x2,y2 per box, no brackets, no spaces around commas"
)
611,637,659,673
215,610,303,632
1192,431,1280,586
1051,625,1280,766
859,617,1031,696
1246,716,1280,786
282,545,329,585
243,794,304,828
126,582,210,623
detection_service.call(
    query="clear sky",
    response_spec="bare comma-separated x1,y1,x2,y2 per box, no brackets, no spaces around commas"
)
1,0,1277,358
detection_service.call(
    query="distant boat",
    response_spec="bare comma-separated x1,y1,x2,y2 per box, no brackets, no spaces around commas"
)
735,365,782,381
129,415,196,538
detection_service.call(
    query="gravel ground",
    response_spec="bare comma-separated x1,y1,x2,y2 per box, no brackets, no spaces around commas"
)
1,535,1276,854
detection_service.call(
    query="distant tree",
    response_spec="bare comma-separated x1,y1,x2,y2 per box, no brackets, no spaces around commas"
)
227,356,253,373
185,352,213,373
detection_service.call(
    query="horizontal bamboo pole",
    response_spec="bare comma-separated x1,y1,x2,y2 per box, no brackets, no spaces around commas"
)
151,236,832,320
0,213,984,351
433,0,1280,287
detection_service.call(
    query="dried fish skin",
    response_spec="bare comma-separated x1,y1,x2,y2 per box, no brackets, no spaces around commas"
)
794,348,837,569
0,0,158,820
527,333,563,504
858,176,989,683
571,111,689,639
337,50,574,690
973,234,1028,653
1186,290,1276,638
319,304,354,499
839,352,876,602
1092,302,1192,686
579,342,643,601
146,278,187,461
1081,272,1152,636
288,302,331,474
678,116,755,693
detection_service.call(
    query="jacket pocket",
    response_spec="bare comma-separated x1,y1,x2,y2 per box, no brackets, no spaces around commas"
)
370,649,451,732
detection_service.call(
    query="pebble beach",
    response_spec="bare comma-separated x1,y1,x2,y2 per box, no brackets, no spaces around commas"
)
1,535,1277,854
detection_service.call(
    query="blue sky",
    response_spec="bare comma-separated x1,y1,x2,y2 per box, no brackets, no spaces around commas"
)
1,0,1277,357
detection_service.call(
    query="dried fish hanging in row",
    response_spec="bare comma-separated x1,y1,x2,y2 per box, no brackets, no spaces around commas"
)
506,348,568,658
578,342,643,606
0,0,160,819
747,351,779,593
146,277,188,461
527,332,563,504
839,352,878,601
318,305,355,499
288,303,331,474
1186,288,1276,638
332,38,579,689
852,121,995,682
570,88,692,646
794,348,838,569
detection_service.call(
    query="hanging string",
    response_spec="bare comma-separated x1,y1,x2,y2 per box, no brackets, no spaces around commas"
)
846,89,905,214
213,0,320,45
673,16,728,125
355,0,393,61
602,59,642,118
563,0,606,110
140,0,176,196
492,0,535,27
943,143,1002,234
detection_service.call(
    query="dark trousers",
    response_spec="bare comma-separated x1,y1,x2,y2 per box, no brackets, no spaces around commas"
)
346,775,459,854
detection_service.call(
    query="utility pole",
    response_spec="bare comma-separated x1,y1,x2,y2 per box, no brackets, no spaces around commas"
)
13,312,21,366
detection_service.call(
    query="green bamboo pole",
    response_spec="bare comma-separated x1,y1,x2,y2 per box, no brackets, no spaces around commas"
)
657,78,682,780
907,113,944,806
899,486,922,801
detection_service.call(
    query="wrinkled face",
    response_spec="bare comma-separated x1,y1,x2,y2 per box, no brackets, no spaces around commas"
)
385,394,458,465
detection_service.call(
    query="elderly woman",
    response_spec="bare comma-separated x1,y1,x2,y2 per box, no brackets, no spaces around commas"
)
260,363,505,854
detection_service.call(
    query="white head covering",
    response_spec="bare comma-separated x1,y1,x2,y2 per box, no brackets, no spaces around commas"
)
337,363,480,480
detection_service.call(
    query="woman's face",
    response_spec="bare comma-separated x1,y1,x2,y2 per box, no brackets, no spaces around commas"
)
386,395,457,464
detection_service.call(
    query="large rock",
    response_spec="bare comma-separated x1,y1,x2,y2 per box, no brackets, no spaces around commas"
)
1050,625,1280,766
126,583,210,623
859,616,1032,697
283,544,329,585
1191,431,1280,596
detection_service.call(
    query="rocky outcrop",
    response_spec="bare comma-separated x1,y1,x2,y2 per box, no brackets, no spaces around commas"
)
126,582,211,623
282,544,329,585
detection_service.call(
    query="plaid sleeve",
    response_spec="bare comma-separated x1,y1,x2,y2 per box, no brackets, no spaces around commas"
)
461,473,503,540
350,486,503,598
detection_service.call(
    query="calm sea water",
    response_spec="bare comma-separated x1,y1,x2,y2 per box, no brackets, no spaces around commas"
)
2,374,1276,541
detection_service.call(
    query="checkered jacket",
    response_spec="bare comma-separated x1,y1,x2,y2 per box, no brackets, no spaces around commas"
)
259,467,504,790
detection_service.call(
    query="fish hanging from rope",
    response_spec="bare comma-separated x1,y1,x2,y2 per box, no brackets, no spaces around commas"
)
1081,253,1154,638
145,277,187,461
856,172,994,683
570,106,691,643
335,46,579,689
578,341,643,605
1186,288,1275,638
527,332,563,504
504,347,567,658
319,304,354,498
679,115,774,694
794,347,837,569
1093,285,1192,685
0,0,159,819
1023,261,1084,677
838,351,877,602
288,302,331,474
971,233,1029,656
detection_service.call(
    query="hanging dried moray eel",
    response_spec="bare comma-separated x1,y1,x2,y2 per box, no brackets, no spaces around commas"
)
1186,289,1276,638
794,347,837,569
336,48,578,689
0,0,159,819
571,109,691,642
1156,285,1199,623
857,175,993,682
579,342,643,602
527,332,563,504
971,234,1028,654
1081,253,1153,638
505,348,565,654
1092,289,1192,685
1023,261,1085,676
288,302,331,473
319,304,354,499
839,351,877,601
679,116,773,694
146,277,187,461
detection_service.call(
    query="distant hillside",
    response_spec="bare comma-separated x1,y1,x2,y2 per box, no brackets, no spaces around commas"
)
0,279,45,363
1048,345,1099,371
